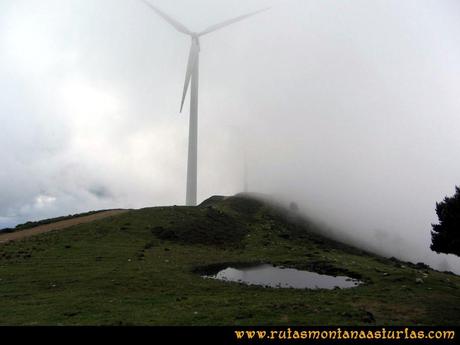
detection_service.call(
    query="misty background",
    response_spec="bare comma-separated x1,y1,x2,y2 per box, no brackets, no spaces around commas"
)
1,0,460,273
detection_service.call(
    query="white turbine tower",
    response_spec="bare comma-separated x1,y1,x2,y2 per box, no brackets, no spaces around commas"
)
140,0,268,206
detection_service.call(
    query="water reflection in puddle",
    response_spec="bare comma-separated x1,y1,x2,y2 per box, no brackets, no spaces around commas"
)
204,264,361,289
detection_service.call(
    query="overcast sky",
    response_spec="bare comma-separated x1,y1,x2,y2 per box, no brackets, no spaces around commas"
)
1,0,460,272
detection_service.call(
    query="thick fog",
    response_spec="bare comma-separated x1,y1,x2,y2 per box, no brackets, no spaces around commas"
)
1,0,460,273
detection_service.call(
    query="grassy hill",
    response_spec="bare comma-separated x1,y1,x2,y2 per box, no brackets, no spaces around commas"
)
0,194,459,325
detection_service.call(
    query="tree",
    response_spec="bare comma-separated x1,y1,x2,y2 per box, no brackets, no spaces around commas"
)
431,186,460,257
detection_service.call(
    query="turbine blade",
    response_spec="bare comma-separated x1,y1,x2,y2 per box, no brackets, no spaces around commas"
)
140,0,192,35
180,41,199,113
198,8,270,36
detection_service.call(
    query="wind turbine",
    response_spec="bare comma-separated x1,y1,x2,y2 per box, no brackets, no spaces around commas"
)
140,0,268,206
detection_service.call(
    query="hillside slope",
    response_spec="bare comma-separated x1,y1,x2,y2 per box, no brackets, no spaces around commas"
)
0,210,128,244
0,194,459,325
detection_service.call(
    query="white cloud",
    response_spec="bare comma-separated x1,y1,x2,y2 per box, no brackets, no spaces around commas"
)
34,195,57,209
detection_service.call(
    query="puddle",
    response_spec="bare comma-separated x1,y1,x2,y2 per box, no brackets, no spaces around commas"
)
203,264,362,289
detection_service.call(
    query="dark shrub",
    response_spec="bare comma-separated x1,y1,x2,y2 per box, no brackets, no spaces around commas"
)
431,186,460,257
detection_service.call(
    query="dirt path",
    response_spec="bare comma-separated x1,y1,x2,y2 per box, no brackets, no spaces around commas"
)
0,210,129,244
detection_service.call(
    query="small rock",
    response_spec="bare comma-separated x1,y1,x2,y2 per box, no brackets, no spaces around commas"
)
415,278,424,284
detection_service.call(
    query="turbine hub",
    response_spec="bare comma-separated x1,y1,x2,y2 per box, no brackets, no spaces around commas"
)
191,34,200,50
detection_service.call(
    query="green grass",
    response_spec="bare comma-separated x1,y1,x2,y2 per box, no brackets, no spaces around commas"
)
0,195,459,325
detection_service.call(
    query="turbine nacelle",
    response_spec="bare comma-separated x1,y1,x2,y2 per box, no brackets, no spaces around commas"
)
191,34,201,51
